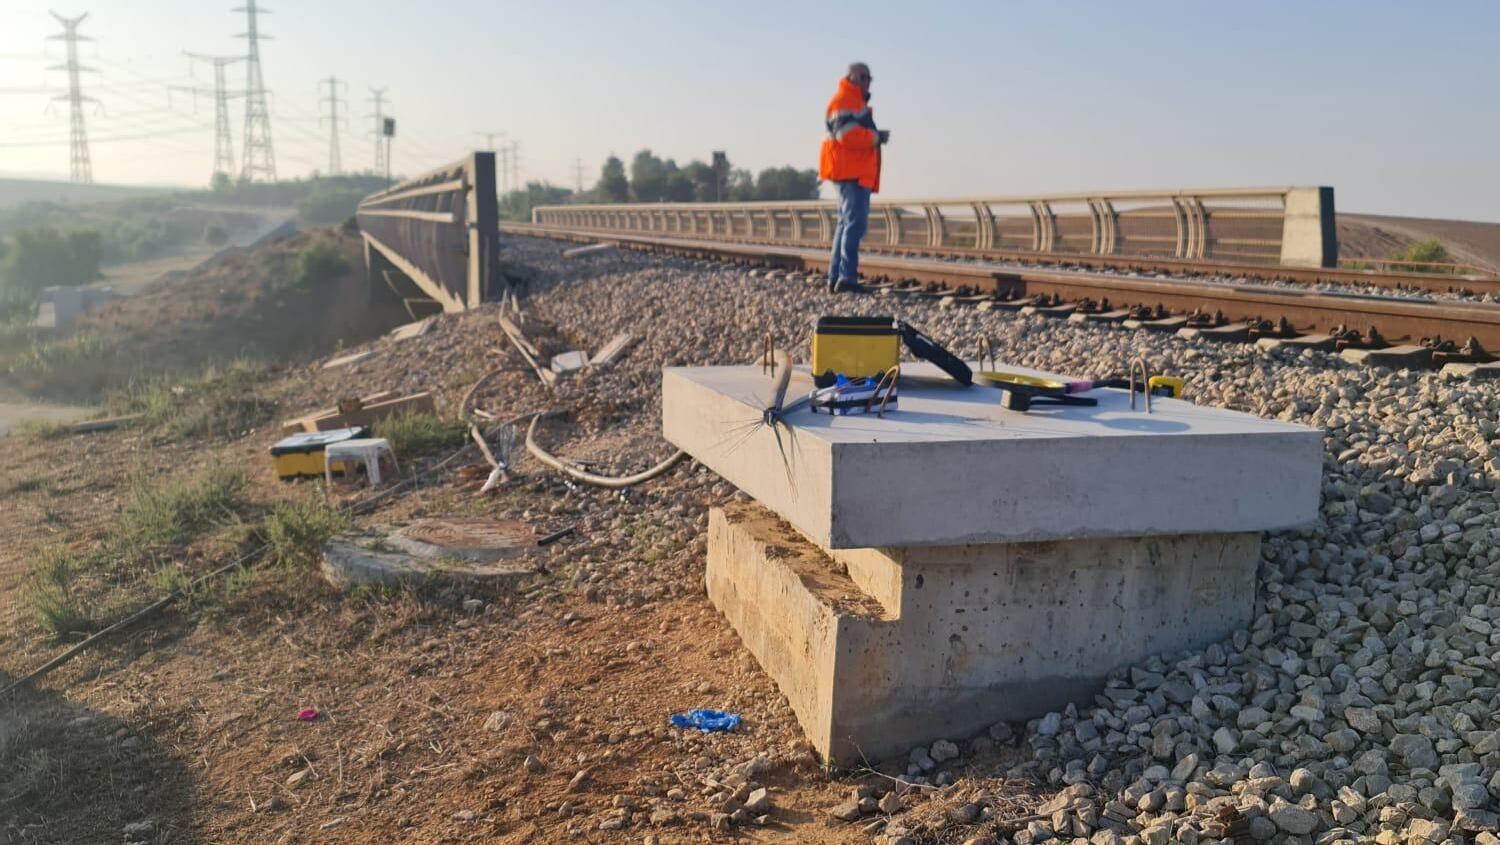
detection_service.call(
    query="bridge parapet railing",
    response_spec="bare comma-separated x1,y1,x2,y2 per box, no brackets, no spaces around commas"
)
532,186,1336,268
357,152,500,312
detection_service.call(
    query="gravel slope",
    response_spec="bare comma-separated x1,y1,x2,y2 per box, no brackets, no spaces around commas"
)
508,235,1500,845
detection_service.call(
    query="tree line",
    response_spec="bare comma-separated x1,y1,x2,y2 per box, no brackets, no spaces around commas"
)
0,227,102,321
498,150,819,221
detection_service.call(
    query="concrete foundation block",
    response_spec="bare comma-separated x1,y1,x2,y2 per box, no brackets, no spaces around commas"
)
664,363,1322,550
708,503,1259,764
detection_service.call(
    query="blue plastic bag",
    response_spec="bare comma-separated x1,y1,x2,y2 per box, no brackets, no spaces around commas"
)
669,708,742,733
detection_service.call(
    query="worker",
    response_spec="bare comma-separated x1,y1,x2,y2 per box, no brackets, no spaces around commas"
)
819,61,889,294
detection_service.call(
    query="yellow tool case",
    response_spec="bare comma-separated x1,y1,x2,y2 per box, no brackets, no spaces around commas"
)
269,426,370,480
810,315,900,388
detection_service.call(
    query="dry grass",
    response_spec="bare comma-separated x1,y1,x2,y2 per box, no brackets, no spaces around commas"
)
22,461,248,636
105,358,274,440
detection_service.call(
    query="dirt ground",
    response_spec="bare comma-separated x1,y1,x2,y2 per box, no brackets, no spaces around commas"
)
0,239,1028,844
1339,213,1500,272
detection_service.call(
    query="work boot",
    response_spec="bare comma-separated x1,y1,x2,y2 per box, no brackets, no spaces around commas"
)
832,279,867,294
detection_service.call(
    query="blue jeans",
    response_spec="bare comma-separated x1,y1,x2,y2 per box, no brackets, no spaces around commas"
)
828,180,871,286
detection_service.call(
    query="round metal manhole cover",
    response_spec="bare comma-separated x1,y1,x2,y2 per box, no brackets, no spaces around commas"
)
389,518,534,562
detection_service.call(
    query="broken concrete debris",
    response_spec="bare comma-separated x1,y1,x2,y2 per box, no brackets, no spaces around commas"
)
549,350,588,374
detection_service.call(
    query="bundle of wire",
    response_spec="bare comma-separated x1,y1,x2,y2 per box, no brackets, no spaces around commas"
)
808,373,898,416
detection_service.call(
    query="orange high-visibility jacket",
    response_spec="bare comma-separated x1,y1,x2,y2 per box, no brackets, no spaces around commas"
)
818,77,880,192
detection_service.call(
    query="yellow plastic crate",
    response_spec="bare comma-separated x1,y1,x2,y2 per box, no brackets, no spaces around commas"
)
269,426,369,480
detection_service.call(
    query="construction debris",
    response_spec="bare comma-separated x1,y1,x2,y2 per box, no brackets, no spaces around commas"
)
549,350,588,374
560,242,617,260
499,313,556,388
64,413,143,435
588,332,637,368
321,350,374,370
387,316,436,342
280,390,435,436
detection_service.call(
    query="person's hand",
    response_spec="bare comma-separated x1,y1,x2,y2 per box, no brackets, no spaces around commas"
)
877,129,891,146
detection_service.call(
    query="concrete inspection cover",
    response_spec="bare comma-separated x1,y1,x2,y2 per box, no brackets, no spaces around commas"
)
321,518,538,589
389,518,534,561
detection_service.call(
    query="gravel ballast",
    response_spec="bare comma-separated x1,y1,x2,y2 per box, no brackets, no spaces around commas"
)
487,237,1500,844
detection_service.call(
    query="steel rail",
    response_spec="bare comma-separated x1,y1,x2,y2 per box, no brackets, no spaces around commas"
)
827,242,1500,298
501,223,1500,354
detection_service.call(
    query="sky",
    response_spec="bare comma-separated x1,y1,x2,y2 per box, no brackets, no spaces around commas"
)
1,0,1497,221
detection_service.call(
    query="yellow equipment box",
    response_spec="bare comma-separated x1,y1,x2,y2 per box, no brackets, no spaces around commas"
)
269,426,370,480
810,315,900,388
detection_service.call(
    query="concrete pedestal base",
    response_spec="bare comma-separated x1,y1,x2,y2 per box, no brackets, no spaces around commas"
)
708,503,1258,764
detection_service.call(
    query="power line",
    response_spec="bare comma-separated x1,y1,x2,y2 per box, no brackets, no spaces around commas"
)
475,131,505,190
48,11,97,184
317,75,346,175
0,126,205,148
367,87,387,173
234,1,276,181
175,52,245,182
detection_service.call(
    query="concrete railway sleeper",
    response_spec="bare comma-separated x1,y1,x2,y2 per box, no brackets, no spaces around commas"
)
500,225,1500,372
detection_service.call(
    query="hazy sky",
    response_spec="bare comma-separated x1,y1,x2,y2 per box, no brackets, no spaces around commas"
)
1,1,1496,220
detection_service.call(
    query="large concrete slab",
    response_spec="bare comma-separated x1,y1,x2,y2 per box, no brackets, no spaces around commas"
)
708,503,1258,763
664,362,1322,549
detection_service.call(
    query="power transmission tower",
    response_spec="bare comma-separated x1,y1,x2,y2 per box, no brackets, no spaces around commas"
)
574,158,584,194
48,12,97,184
474,130,505,191
509,141,519,193
318,76,347,175
367,87,387,173
175,52,245,183
234,1,276,182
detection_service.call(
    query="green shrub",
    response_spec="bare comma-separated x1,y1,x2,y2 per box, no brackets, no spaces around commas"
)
3,331,108,391
375,409,468,458
24,545,90,636
203,223,228,246
293,238,350,284
107,358,271,439
262,493,347,567
108,463,246,569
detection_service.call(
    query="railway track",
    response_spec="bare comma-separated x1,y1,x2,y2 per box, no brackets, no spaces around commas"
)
502,223,1500,369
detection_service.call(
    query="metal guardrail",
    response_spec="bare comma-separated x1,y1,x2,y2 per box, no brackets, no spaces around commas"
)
357,152,500,312
533,186,1337,269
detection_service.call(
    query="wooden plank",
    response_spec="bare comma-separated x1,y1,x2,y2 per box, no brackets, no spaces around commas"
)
498,314,542,359
497,314,556,388
589,332,637,367
281,391,434,435
65,414,142,434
